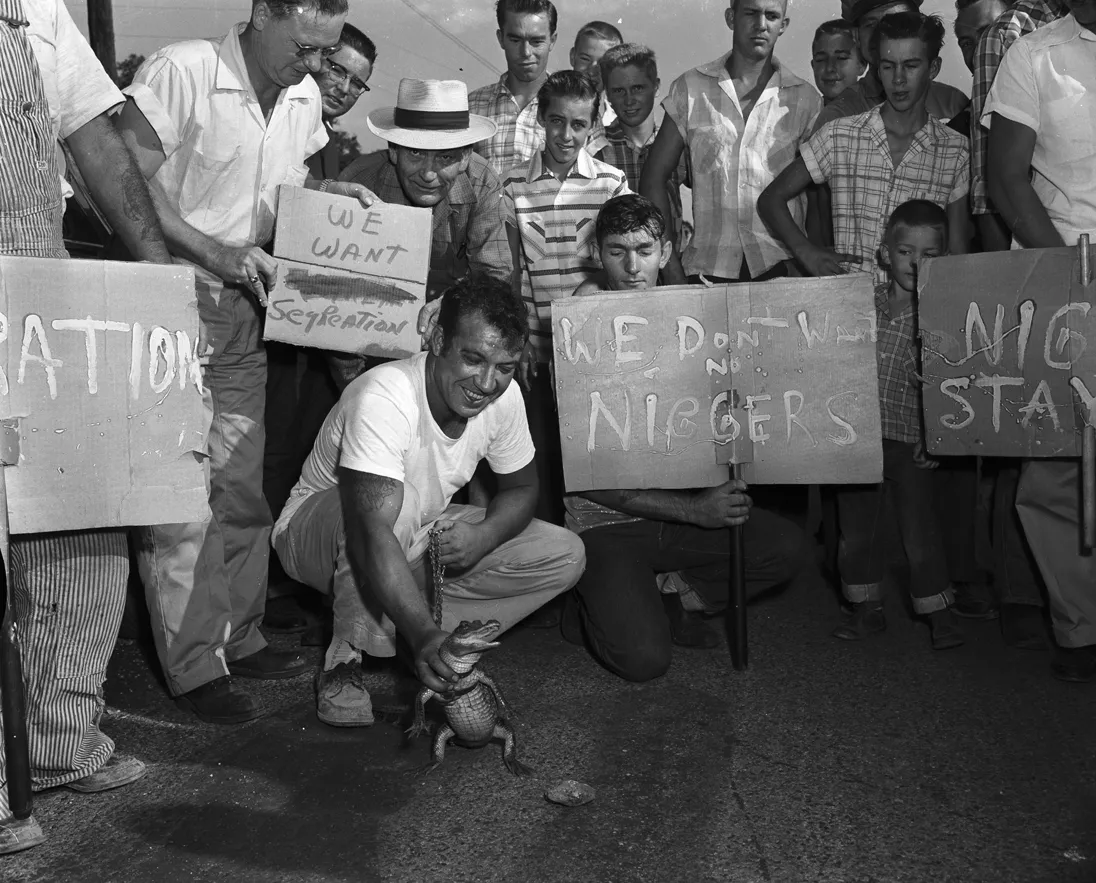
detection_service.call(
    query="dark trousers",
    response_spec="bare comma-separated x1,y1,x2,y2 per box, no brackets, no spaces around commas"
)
574,508,807,682
932,456,990,585
525,368,565,525
992,461,1045,607
835,440,950,603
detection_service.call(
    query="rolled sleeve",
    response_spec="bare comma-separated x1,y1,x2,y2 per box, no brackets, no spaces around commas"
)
800,125,834,185
304,114,328,161
661,76,689,141
948,147,972,204
53,0,123,138
982,39,1040,134
123,56,193,158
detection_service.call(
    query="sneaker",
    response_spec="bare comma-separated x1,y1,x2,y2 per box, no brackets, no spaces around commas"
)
0,815,45,856
64,754,147,793
832,602,886,641
316,661,374,727
175,676,265,725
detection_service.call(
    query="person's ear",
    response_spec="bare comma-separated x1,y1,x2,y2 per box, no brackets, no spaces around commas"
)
252,0,269,31
779,15,789,37
569,46,577,68
549,31,558,51
724,5,734,32
659,239,673,269
879,243,891,269
457,148,472,173
496,28,504,51
929,55,942,80
430,325,445,356
387,146,399,167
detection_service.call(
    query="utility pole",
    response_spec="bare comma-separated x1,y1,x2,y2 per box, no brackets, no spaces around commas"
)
87,0,118,84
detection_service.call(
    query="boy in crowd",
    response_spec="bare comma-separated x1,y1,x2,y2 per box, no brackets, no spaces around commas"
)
570,20,622,101
811,19,867,104
758,12,970,280
503,70,629,522
596,44,689,256
564,195,806,679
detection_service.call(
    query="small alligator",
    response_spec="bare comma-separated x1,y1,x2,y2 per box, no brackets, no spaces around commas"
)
407,619,532,776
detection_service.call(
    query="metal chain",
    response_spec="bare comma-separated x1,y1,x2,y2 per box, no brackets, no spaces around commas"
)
428,526,445,628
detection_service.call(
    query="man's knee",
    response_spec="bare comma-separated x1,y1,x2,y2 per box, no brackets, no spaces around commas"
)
531,521,587,589
612,644,671,682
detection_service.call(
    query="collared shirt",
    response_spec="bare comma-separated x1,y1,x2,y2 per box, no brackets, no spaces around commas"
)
467,73,608,179
662,53,821,279
801,107,969,282
306,121,341,181
124,24,327,251
339,149,513,299
503,149,629,361
969,0,1067,215
812,78,970,134
874,282,921,445
982,14,1096,243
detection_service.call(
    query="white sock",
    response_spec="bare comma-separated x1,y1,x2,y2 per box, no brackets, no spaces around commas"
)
324,638,362,672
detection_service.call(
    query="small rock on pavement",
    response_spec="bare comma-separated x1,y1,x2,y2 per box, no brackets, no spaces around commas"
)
545,779,595,807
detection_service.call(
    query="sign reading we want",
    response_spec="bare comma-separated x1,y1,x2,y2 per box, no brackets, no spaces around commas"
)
920,246,1096,458
551,276,883,492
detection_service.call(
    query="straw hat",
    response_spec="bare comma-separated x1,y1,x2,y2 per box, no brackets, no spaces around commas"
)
843,0,922,22
367,78,497,150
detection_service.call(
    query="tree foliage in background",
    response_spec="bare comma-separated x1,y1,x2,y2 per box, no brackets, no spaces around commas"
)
116,53,145,88
330,129,363,167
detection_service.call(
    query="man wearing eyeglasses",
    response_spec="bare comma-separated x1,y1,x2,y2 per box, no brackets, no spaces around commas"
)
115,0,379,726
308,23,376,180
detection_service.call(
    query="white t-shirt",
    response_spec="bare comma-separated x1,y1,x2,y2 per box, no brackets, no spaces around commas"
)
274,351,535,562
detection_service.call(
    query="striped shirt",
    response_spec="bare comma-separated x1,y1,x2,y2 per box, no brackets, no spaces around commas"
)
874,282,921,445
503,149,629,361
801,107,969,282
468,73,608,179
969,0,1067,216
662,53,821,279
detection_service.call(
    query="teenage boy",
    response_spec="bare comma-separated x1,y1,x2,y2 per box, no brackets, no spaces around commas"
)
812,19,867,104
503,70,629,522
758,12,971,281
563,195,806,680
596,44,689,255
640,0,821,285
570,20,623,120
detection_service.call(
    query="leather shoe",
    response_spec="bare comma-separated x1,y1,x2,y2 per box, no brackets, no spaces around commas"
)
316,661,374,727
175,676,265,724
0,815,45,856
1001,604,1048,651
832,602,886,641
1051,645,1096,683
227,646,308,680
64,754,146,793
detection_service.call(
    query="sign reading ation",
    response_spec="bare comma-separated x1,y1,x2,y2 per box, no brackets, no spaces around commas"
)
552,277,883,492
920,247,1096,457
265,186,432,358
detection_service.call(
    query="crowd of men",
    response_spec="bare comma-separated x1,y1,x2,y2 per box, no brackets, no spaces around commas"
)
2,0,1094,857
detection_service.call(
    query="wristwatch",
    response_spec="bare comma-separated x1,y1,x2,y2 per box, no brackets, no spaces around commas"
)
319,179,333,193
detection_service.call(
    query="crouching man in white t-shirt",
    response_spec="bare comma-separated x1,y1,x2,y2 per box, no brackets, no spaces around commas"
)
272,275,586,726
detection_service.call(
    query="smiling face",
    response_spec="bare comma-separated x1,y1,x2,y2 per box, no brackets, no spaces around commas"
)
316,44,373,119
954,0,1008,73
539,95,596,176
878,36,939,114
881,222,945,293
856,1,914,66
388,145,470,208
812,32,864,102
251,2,345,90
601,229,671,291
604,64,658,128
726,0,789,62
570,34,618,90
497,11,556,84
428,313,523,425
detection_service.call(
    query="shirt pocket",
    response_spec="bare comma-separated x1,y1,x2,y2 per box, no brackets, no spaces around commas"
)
520,213,549,264
0,99,59,216
1042,91,1096,167
177,142,243,219
688,123,730,181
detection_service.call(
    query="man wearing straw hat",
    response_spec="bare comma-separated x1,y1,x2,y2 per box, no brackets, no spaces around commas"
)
330,78,517,389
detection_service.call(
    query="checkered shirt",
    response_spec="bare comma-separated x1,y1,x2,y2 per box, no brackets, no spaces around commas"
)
969,0,1067,215
874,283,922,444
340,150,512,299
801,107,969,283
503,149,629,362
468,74,609,180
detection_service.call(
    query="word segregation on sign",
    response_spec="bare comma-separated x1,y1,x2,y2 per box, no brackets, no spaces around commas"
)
265,186,431,358
920,246,1096,457
552,277,883,492
0,257,208,533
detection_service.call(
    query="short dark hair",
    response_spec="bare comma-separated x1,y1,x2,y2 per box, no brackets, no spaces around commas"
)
339,23,376,64
574,20,623,46
437,275,528,355
495,0,557,35
596,194,666,248
537,70,600,125
259,0,348,19
870,11,946,61
599,43,658,87
885,199,949,242
813,19,858,49
954,0,1015,11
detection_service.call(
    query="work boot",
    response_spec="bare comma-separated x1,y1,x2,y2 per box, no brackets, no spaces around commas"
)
316,660,374,727
262,595,309,634
175,676,265,725
950,581,999,620
832,601,886,640
64,754,147,793
662,592,720,649
0,815,45,856
927,609,965,651
227,646,308,680
1000,603,1048,650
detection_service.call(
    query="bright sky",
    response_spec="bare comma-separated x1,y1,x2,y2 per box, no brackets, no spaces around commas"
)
64,0,972,153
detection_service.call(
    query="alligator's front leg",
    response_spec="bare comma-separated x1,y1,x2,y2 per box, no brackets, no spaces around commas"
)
477,670,518,722
405,687,436,741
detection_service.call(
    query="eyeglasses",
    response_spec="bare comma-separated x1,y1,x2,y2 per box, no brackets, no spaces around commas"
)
290,37,340,59
322,58,370,94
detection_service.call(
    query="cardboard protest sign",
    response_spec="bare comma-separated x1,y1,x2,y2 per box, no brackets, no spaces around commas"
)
0,257,208,533
920,247,1095,457
552,276,883,491
265,186,431,358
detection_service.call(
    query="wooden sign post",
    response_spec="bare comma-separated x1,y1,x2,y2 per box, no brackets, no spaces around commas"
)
552,275,883,667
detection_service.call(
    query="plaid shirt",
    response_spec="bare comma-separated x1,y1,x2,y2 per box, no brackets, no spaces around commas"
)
801,107,969,282
468,74,608,179
339,150,512,299
875,283,921,444
503,149,629,361
969,0,1067,215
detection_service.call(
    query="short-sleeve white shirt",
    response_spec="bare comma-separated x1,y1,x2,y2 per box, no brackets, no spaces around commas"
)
274,351,535,562
124,24,327,249
982,15,1096,243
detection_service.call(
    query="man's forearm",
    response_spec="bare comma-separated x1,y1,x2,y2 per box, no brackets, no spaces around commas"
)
150,188,230,274
65,115,170,263
479,484,538,552
580,488,697,524
990,175,1064,250
757,190,811,260
639,167,684,282
350,526,438,646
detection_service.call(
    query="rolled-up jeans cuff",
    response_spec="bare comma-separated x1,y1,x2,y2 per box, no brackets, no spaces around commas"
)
911,588,955,615
334,618,396,658
842,581,882,604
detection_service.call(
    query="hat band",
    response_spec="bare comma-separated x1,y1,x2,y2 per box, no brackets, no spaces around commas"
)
393,107,470,130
